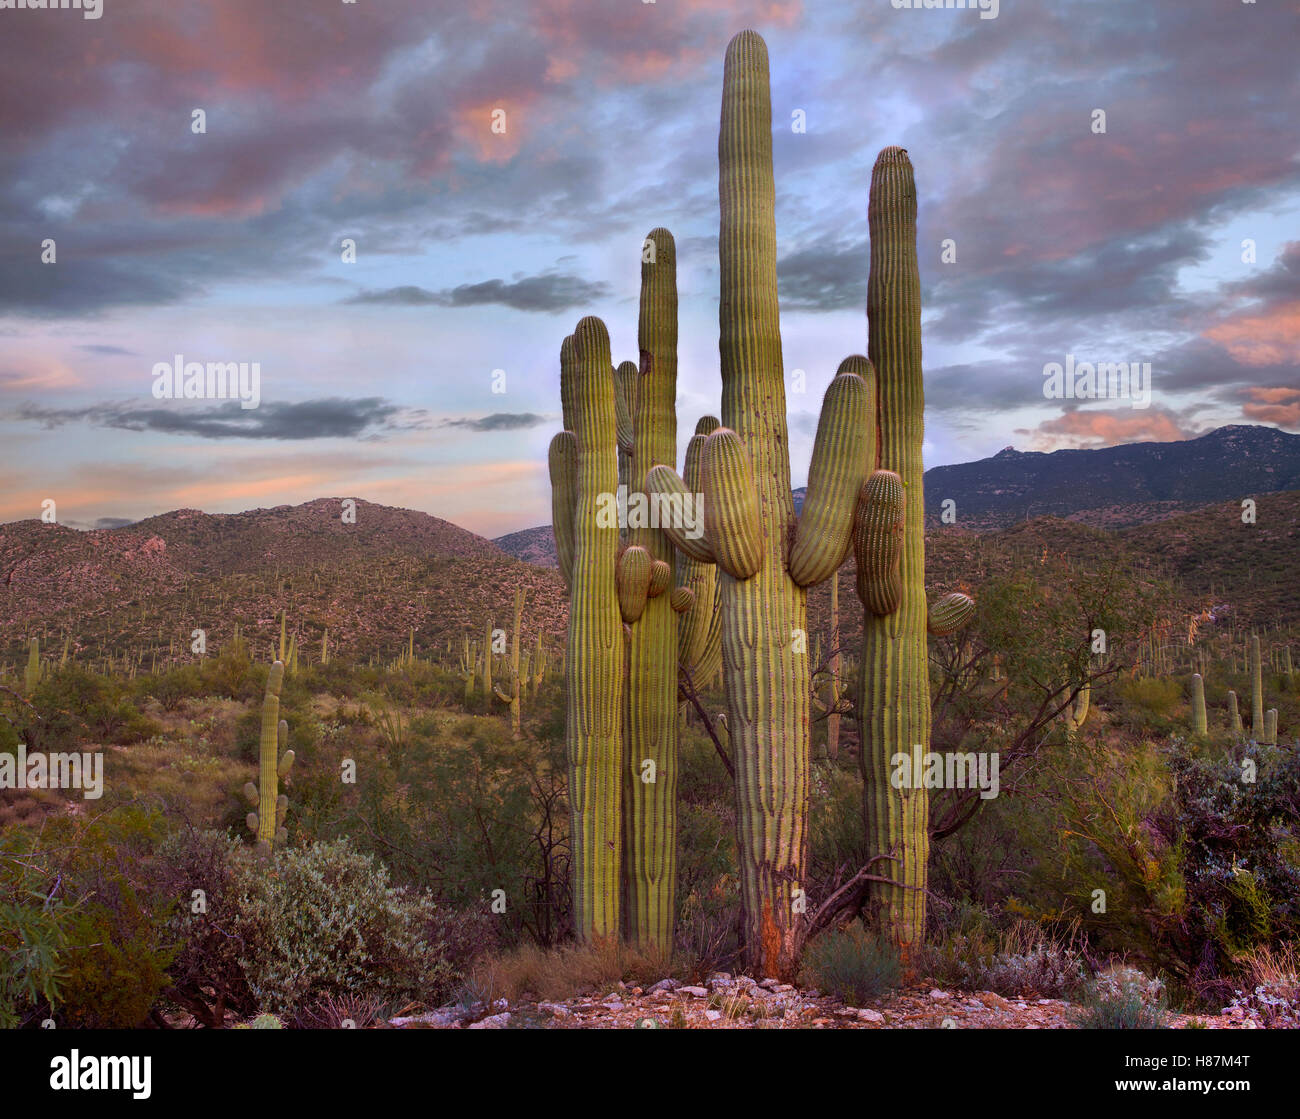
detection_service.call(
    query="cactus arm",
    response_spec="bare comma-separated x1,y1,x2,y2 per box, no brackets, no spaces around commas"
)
789,364,874,587
645,464,714,563
853,470,906,616
927,592,976,637
549,432,578,590
701,427,764,580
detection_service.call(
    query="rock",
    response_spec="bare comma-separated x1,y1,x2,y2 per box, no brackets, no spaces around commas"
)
603,1000,625,1012
1222,1006,1244,1018
537,1003,570,1018
468,1012,511,1029
857,1009,884,1023
929,989,950,1001
759,978,780,990
679,985,709,998
774,984,794,993
389,1008,462,1028
705,1010,722,1022
648,979,679,993
709,972,733,984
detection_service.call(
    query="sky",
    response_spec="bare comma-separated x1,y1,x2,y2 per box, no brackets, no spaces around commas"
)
1,0,1297,537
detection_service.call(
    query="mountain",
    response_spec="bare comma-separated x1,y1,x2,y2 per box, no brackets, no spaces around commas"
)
496,425,1300,564
1,499,567,665
923,424,1300,530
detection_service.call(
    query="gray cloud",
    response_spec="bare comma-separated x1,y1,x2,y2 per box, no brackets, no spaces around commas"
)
441,412,550,432
346,271,610,313
12,397,426,441
77,344,138,356
778,239,866,312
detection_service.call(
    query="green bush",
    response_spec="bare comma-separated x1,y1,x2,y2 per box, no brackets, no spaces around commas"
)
232,839,458,1016
801,922,901,1005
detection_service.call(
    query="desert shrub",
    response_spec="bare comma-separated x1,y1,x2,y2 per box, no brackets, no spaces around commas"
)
232,838,458,1016
20,666,159,749
143,665,205,713
148,827,255,1026
1166,739,1300,971
801,922,901,1005
0,808,177,1028
470,939,672,1004
1074,972,1170,1029
919,910,1088,999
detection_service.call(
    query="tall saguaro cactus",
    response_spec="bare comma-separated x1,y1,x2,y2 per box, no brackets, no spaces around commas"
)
552,317,626,940
856,147,943,957
622,228,681,950
649,31,872,977
243,661,294,852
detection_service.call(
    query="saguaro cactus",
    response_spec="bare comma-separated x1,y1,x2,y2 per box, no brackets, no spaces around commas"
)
492,588,526,739
551,316,625,940
1190,672,1207,736
242,661,294,852
1227,689,1242,734
1250,633,1263,740
621,227,682,951
24,638,39,695
854,146,974,957
648,31,873,977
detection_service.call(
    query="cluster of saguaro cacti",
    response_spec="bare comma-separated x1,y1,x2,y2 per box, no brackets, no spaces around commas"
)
241,661,294,853
852,146,974,958
551,31,973,971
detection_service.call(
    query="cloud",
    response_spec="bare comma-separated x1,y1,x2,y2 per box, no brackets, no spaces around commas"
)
77,345,137,356
11,398,428,441
1016,405,1203,450
441,412,551,432
1239,386,1300,429
346,271,610,312
777,239,865,311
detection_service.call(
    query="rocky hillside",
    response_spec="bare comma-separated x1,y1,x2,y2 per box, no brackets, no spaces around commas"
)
0,499,567,666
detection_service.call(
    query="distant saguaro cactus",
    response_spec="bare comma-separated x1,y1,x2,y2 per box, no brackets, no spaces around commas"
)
1250,633,1264,740
242,661,294,852
1190,672,1207,736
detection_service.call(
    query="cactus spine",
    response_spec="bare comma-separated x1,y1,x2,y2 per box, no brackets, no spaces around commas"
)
243,661,294,852
1190,672,1207,736
621,227,681,951
557,317,625,939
